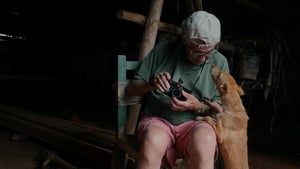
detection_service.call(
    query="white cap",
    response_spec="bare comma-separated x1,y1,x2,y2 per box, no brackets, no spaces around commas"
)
181,11,221,48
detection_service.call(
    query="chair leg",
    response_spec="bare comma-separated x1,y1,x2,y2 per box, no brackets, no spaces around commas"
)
214,154,224,169
111,146,127,169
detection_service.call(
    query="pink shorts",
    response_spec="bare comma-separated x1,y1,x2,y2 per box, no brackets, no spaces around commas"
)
137,116,218,168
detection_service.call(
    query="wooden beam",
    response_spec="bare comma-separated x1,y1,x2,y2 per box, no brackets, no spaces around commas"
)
185,0,203,15
0,112,113,157
116,9,182,35
0,105,115,145
0,104,116,159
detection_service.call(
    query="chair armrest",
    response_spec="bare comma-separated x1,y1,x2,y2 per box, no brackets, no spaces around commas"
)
118,80,142,106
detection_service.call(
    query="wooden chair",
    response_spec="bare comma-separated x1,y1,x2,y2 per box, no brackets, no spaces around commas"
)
112,54,224,169
112,54,142,169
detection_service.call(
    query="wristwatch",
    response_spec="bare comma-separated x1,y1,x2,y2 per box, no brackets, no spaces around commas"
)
197,102,208,113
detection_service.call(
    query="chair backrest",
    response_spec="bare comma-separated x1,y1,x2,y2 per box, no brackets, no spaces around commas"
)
116,54,142,138
115,54,143,161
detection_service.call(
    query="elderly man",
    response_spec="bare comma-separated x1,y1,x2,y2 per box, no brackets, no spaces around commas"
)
126,11,229,169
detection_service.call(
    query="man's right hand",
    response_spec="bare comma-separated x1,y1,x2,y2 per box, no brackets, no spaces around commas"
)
150,72,171,92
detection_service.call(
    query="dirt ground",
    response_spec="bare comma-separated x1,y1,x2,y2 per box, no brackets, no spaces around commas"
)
247,144,300,169
0,126,299,169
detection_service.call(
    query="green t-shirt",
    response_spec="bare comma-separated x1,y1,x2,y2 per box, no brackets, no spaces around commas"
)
134,40,229,125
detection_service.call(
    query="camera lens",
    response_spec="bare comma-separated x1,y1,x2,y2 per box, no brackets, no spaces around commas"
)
171,89,182,98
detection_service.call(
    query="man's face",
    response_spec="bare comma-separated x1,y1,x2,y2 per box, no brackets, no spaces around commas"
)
184,38,215,65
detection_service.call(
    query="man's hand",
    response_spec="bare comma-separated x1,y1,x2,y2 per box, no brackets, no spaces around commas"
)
169,90,200,112
169,90,223,115
150,72,171,92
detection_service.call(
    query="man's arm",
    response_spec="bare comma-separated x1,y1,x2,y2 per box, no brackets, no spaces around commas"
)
126,79,156,96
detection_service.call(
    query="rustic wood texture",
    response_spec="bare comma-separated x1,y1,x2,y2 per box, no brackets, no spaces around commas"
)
121,0,166,141
0,104,115,161
138,0,164,61
116,9,182,35
126,103,142,135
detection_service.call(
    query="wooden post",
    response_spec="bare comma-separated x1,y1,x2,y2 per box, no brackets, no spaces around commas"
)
125,0,165,135
138,0,164,61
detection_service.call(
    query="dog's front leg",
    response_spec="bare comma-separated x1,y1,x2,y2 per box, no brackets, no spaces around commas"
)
196,116,217,131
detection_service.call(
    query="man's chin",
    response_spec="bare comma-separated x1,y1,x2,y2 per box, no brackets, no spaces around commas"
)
194,62,204,65
191,59,206,65
190,56,207,65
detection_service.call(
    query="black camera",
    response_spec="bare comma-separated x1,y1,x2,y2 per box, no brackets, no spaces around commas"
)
163,78,192,101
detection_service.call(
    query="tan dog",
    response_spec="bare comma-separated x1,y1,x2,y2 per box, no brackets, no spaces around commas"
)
200,65,249,169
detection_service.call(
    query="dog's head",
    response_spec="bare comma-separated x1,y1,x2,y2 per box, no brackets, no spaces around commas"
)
211,65,244,97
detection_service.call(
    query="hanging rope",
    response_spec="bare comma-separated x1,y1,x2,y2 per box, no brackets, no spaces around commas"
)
265,29,291,134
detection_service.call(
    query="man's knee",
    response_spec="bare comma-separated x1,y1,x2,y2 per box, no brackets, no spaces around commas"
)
142,126,171,151
190,126,217,145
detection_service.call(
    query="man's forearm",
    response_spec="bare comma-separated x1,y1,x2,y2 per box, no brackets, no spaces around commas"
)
126,79,156,96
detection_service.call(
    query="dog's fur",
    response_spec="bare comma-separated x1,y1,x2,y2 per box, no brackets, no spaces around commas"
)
200,65,249,169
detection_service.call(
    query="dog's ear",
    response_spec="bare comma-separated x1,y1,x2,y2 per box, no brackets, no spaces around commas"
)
220,83,227,93
237,86,244,96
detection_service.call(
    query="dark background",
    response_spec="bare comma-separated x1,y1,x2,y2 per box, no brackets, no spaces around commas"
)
0,0,299,151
